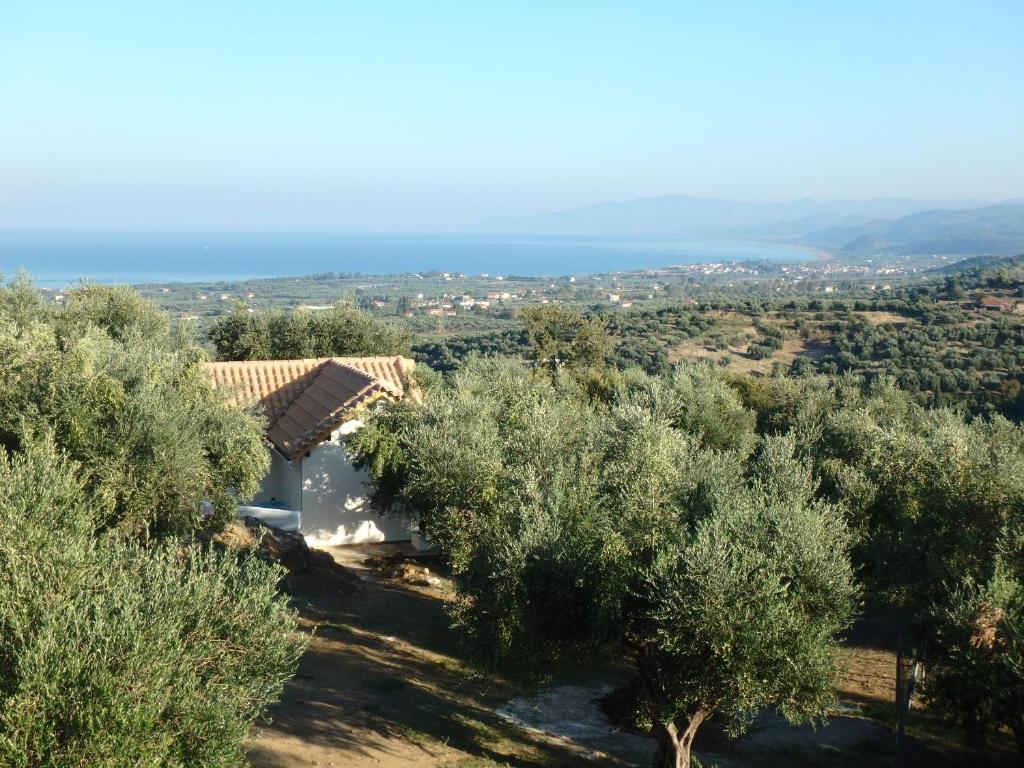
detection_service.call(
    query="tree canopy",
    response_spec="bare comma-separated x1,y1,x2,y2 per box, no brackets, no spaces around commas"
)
0,278,269,536
0,440,303,766
520,304,612,370
0,277,304,765
353,352,1024,762
209,301,410,361
351,359,857,767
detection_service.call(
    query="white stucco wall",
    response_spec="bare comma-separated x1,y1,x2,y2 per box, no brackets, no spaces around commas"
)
255,448,302,510
298,419,413,547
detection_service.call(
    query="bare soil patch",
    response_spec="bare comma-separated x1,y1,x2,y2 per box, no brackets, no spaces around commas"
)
670,336,833,376
853,311,916,326
247,543,645,768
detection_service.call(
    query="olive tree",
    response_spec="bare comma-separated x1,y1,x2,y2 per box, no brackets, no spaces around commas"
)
0,279,269,537
352,359,857,768
920,570,1024,750
0,441,305,767
635,467,856,767
59,283,169,342
209,301,410,361
521,304,612,371
766,373,1024,751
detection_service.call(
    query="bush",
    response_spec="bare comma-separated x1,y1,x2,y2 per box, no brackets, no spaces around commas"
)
921,572,1024,750
0,443,306,767
209,301,410,361
0,281,270,538
353,361,856,768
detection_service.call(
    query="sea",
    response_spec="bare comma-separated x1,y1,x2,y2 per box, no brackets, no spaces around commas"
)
0,231,816,289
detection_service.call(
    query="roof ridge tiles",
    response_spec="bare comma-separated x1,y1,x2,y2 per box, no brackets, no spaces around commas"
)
204,356,417,458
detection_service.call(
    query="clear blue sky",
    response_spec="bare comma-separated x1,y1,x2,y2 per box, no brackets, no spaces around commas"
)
1,1,1022,230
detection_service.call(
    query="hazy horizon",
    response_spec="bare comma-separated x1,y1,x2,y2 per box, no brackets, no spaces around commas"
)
1,192,1021,237
2,2,1022,230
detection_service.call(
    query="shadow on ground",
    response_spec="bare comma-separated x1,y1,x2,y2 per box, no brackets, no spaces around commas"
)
249,544,648,768
250,545,1021,768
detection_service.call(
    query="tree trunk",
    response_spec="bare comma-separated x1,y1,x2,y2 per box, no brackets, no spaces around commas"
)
962,705,982,748
654,709,709,768
1009,715,1024,759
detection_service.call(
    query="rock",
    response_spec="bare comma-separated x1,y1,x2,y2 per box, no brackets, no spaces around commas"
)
240,516,312,572
364,552,441,586
363,552,406,570
208,520,259,554
204,517,312,572
200,518,361,596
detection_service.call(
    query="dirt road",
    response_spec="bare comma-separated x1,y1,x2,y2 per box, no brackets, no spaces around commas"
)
247,544,1015,768
248,544,644,768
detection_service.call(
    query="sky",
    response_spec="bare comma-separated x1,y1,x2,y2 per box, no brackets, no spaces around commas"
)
1,1,1022,230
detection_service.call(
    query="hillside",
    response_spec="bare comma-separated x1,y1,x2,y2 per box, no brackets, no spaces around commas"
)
499,195,993,236
803,204,1024,255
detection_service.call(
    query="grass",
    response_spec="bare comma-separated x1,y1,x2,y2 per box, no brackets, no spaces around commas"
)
439,758,512,768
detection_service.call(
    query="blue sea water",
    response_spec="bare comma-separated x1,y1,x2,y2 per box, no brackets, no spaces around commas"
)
0,231,815,288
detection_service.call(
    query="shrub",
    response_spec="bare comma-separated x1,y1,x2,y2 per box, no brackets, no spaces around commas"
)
921,572,1024,750
0,281,269,538
209,301,410,361
0,443,306,767
354,361,856,768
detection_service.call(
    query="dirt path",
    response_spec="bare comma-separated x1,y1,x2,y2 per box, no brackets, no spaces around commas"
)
248,544,648,768
248,545,1016,768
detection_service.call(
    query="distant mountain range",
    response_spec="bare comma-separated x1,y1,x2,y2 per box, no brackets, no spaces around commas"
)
801,204,1024,256
501,194,994,236
498,194,1024,256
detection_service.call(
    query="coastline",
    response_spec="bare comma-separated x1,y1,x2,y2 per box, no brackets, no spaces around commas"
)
1,232,820,288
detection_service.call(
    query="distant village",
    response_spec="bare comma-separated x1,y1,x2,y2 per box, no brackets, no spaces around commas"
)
38,252,1023,323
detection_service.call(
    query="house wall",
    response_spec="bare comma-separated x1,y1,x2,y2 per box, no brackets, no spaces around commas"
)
298,419,413,547
255,449,302,510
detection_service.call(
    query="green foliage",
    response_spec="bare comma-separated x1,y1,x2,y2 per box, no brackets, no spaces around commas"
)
356,348,1024,757
620,363,758,455
645,468,855,735
410,305,717,377
0,442,305,768
814,311,1024,416
521,304,611,371
606,306,717,375
347,398,424,510
209,301,410,360
727,370,1024,751
0,271,50,327
944,276,967,299
352,359,857,765
799,379,1024,612
60,283,169,343
0,277,269,537
921,568,1024,750
413,329,530,372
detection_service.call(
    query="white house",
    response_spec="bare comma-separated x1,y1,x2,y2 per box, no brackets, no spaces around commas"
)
206,356,419,547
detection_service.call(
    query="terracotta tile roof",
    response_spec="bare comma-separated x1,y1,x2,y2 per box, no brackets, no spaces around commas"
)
980,296,1011,310
205,356,417,459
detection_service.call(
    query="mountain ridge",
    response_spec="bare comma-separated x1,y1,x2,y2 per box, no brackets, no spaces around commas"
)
494,194,1024,256
802,203,1024,255
497,194,997,237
